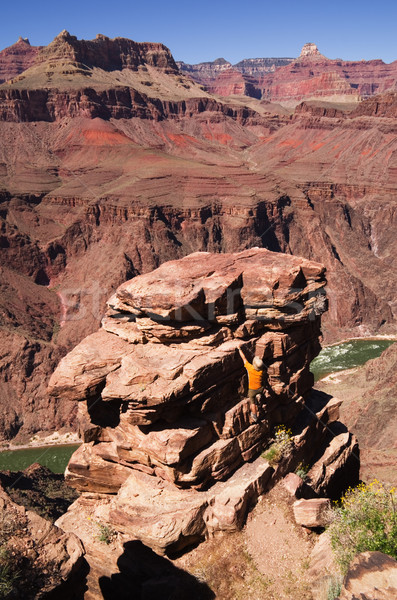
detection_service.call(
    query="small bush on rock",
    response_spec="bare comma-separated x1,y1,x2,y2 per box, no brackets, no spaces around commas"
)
326,575,342,600
328,480,397,573
0,547,20,597
295,462,309,480
96,522,116,545
262,425,293,466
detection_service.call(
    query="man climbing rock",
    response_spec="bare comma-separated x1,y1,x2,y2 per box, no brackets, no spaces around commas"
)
238,347,266,423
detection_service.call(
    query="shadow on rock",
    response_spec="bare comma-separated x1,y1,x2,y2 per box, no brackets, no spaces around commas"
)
99,540,215,600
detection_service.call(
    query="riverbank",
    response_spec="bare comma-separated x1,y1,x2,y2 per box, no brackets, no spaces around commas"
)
322,333,396,348
0,431,81,453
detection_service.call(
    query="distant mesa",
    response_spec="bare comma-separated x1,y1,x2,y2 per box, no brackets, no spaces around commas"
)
299,42,326,59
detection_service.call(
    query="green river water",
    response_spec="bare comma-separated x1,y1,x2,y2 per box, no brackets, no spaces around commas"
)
0,338,395,473
0,444,80,474
310,338,395,381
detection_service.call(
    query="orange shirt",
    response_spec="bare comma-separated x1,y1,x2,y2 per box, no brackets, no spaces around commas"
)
244,361,263,390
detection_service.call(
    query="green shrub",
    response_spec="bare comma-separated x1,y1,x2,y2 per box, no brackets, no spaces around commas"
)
328,480,397,574
263,445,282,465
262,425,293,466
96,523,116,545
326,575,342,600
295,462,309,480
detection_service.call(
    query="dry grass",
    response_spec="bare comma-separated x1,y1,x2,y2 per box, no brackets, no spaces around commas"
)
175,530,274,600
174,484,316,600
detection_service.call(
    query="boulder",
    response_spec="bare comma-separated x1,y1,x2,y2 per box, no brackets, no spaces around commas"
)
0,484,86,599
282,472,304,497
293,497,331,528
339,552,397,600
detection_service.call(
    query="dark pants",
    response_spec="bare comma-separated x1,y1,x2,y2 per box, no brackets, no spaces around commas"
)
248,387,264,400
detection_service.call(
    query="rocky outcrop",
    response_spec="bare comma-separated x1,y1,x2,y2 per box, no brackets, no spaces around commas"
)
0,481,86,599
15,30,179,76
339,552,397,600
49,249,328,493
50,250,358,561
299,43,325,59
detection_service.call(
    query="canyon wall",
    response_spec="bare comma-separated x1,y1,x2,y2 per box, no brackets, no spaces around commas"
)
179,43,397,105
0,32,396,445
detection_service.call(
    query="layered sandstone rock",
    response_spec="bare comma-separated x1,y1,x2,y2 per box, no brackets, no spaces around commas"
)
339,552,397,600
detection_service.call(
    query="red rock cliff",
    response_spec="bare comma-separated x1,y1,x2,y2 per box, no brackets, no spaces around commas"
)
0,37,41,84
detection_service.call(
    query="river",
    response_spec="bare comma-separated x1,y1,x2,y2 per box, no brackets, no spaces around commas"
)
0,444,80,474
310,338,395,381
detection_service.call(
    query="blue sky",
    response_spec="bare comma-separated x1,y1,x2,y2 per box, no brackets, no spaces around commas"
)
1,0,396,64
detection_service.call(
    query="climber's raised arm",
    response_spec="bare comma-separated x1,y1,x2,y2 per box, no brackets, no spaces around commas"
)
238,347,247,363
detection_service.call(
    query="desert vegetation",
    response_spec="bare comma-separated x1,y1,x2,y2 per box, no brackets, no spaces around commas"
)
262,425,293,466
328,480,397,573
